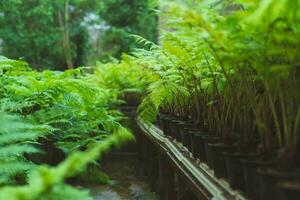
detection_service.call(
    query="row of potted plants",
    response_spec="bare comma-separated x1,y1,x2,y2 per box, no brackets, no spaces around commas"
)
133,0,300,199
157,114,281,199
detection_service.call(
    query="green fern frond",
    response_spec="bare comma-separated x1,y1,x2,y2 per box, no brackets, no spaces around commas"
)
0,132,39,145
0,145,39,158
0,113,42,184
0,130,133,200
0,160,34,177
131,34,158,50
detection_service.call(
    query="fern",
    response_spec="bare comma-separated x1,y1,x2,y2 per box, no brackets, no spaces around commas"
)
0,56,133,154
0,127,133,200
0,55,137,200
0,113,43,185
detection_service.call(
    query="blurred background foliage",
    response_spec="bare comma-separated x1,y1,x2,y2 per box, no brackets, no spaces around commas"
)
0,0,158,70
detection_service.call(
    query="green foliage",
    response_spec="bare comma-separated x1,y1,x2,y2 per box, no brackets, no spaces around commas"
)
0,0,158,68
0,0,92,70
0,57,128,154
131,0,300,168
0,56,134,199
0,113,42,185
97,0,158,61
0,128,133,200
74,164,110,184
92,54,149,96
1,1,300,199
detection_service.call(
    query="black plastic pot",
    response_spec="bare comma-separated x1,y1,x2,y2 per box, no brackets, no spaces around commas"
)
258,169,300,200
206,143,237,179
161,115,175,137
179,121,196,145
176,120,194,143
241,159,275,200
169,119,181,141
202,136,222,167
223,153,257,192
180,127,191,150
178,121,195,146
187,128,203,150
189,131,207,160
157,113,165,129
279,181,300,200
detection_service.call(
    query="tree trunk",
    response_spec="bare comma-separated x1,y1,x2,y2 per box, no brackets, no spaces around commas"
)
58,0,73,69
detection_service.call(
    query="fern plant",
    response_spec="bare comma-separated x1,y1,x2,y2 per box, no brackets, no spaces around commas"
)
0,112,45,185
0,126,133,200
0,57,130,155
132,0,300,168
0,55,136,199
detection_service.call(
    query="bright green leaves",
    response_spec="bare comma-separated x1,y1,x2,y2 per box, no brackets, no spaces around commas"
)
0,128,133,200
0,56,135,198
0,53,137,199
247,0,300,25
132,0,300,163
93,55,149,98
0,58,131,154
0,113,43,185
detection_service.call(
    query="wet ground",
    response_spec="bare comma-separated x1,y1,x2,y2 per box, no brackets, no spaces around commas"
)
83,155,157,200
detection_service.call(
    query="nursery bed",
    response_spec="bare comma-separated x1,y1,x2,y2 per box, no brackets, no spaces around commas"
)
137,118,247,200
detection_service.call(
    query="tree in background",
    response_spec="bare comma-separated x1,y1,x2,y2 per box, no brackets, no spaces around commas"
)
97,0,158,61
0,0,93,70
0,0,158,69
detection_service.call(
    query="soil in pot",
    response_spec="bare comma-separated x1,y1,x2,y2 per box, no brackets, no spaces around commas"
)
223,152,257,192
258,168,300,200
241,159,275,200
206,143,237,179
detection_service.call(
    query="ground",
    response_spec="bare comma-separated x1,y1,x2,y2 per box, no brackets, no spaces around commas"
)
82,155,157,200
